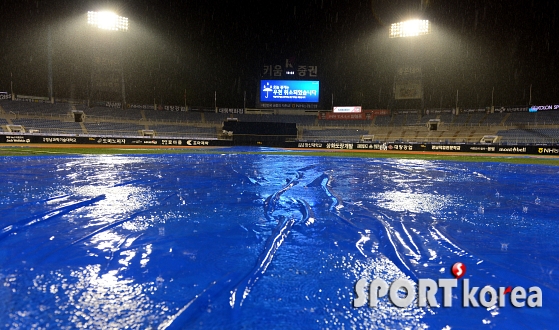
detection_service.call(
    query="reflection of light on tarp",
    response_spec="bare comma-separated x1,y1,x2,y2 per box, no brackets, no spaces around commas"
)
67,155,157,227
2,152,559,329
375,191,453,213
61,265,163,328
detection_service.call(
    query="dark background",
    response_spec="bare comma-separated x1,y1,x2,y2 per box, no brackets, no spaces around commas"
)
1,0,558,109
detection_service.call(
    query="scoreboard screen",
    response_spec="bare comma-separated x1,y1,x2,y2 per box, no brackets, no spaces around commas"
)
260,80,319,103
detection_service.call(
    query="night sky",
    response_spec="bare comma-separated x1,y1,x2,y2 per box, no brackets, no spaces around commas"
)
1,0,558,109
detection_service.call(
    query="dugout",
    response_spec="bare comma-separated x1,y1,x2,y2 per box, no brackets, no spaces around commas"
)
427,119,440,131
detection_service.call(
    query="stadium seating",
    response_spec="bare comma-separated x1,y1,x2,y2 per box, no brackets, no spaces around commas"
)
302,128,370,142
86,107,143,120
2,100,559,145
204,112,229,124
374,115,392,126
0,118,8,131
0,101,72,115
497,128,559,144
10,118,82,134
84,122,146,136
438,113,454,124
481,113,504,125
391,114,407,126
530,111,559,125
418,114,439,125
149,124,216,138
143,110,202,123
317,119,370,127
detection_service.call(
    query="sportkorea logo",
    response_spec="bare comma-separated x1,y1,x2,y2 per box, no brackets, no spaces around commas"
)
353,262,542,309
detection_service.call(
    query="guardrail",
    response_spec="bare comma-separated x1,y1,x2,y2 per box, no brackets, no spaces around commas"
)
3,111,559,141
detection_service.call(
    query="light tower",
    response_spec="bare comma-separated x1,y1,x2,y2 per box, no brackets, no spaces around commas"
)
389,19,431,111
389,19,431,39
86,11,129,109
87,11,129,32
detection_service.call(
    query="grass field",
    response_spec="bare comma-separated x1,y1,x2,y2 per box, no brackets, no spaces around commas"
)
2,145,559,165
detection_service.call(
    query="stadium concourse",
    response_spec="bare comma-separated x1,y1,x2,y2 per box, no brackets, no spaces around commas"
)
2,99,559,152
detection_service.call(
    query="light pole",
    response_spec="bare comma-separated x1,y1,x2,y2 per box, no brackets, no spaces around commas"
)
389,19,431,112
389,19,431,39
86,11,129,109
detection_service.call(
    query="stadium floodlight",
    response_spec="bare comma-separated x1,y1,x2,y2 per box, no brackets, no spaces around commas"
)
87,11,129,32
389,19,431,38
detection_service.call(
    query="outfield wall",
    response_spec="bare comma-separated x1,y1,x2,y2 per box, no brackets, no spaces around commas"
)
0,133,232,147
2,133,559,155
287,141,559,155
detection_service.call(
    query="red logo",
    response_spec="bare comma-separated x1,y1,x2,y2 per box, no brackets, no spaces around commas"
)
451,262,466,279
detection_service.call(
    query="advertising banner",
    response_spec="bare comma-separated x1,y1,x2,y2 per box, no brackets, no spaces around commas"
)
260,80,319,103
0,93,12,100
128,104,156,110
320,113,372,120
318,109,389,120
496,106,529,113
529,105,559,112
367,109,390,116
394,81,422,100
261,58,318,78
260,103,319,109
218,108,244,114
0,133,232,147
426,109,453,114
1,132,556,155
392,109,419,115
333,106,361,113
461,108,487,113
286,141,555,155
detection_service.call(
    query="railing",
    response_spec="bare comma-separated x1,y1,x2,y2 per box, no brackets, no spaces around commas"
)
3,108,559,144
85,129,217,139
300,133,502,144
499,138,559,144
5,112,73,120
10,128,84,135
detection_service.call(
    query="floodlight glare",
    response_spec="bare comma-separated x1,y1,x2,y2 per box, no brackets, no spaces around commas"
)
389,19,430,38
87,11,129,32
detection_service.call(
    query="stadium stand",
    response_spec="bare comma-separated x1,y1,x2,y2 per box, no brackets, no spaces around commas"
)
0,118,8,131
148,124,216,138
204,113,229,124
282,115,316,126
451,114,472,125
2,99,559,145
405,114,422,126
506,112,535,125
84,122,146,136
0,101,72,115
317,119,370,127
391,114,407,126
482,113,506,125
302,128,370,142
224,113,316,126
85,107,143,120
438,113,454,124
143,110,202,123
10,118,82,134
418,114,439,125
528,111,559,125
374,115,393,126
497,128,559,144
